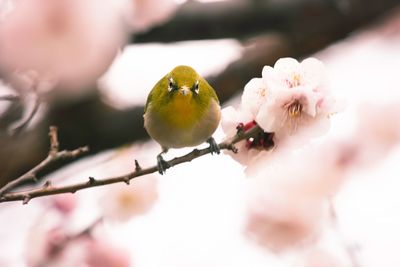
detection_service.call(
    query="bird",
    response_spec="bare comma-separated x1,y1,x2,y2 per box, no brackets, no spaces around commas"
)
144,65,221,174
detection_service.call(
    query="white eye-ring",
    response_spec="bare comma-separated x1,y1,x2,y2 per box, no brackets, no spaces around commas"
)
168,77,174,92
193,80,199,94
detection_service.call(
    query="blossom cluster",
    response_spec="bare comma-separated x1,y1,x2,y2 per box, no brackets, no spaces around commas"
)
222,57,347,257
222,57,340,165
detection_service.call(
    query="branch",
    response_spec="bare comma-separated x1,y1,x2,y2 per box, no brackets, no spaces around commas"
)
0,126,89,198
11,94,40,135
0,125,265,204
0,94,19,101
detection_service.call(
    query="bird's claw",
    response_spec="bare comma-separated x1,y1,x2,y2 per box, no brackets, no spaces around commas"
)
207,137,220,155
157,154,170,175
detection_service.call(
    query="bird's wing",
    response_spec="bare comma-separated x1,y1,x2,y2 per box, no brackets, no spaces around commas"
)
144,89,154,113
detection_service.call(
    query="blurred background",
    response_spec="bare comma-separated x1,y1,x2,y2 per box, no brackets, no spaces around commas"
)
1,0,400,266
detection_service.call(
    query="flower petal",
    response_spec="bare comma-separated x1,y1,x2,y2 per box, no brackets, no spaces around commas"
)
241,77,268,116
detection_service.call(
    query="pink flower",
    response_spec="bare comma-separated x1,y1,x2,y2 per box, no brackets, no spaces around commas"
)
221,57,340,166
245,144,346,252
100,176,158,222
86,239,131,267
0,0,126,91
51,193,77,215
241,77,268,117
299,249,343,267
25,220,88,267
350,101,400,166
255,58,338,143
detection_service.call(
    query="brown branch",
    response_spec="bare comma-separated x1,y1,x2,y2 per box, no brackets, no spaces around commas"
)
0,126,89,198
0,94,19,101
0,125,265,204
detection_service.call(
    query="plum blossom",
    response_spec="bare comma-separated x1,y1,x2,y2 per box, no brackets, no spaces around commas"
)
221,57,340,166
245,143,346,252
100,176,158,222
349,101,400,167
298,249,344,267
50,193,77,216
0,0,127,92
255,57,338,142
25,214,88,267
86,239,131,267
241,77,268,117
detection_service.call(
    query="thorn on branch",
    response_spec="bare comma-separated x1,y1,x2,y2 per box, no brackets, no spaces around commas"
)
30,174,38,183
22,195,31,205
228,144,238,153
44,180,52,188
123,177,130,185
88,177,96,185
134,159,142,172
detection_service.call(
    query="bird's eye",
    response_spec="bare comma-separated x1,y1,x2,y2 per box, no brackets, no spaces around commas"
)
168,77,175,92
193,80,200,94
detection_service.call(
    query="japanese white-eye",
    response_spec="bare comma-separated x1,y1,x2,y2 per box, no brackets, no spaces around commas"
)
144,65,221,174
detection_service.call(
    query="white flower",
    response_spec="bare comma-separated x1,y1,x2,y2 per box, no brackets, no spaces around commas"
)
241,77,268,117
100,176,158,222
255,57,337,142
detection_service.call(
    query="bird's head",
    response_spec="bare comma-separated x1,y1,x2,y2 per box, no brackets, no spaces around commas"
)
166,65,200,99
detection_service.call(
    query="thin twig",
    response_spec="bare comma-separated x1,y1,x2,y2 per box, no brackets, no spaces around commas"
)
11,91,40,135
0,125,264,204
0,126,89,198
0,94,19,101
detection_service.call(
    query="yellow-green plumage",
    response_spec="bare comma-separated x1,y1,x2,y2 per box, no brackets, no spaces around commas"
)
144,65,221,149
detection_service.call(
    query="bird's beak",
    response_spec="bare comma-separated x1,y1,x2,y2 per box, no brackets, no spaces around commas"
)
179,86,190,96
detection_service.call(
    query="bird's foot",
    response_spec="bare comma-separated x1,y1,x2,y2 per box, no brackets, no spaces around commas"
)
207,137,220,155
157,154,170,175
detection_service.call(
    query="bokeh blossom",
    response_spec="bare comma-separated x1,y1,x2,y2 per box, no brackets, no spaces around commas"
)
349,101,400,166
0,0,127,92
86,239,131,267
299,249,343,267
100,176,158,222
245,143,347,252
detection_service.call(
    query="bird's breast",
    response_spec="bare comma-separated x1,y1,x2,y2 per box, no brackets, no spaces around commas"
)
144,98,220,148
162,95,198,129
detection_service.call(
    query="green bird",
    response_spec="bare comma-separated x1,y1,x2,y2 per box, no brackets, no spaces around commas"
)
144,65,221,174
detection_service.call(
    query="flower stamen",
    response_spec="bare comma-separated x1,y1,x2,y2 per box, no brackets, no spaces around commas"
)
287,100,303,118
